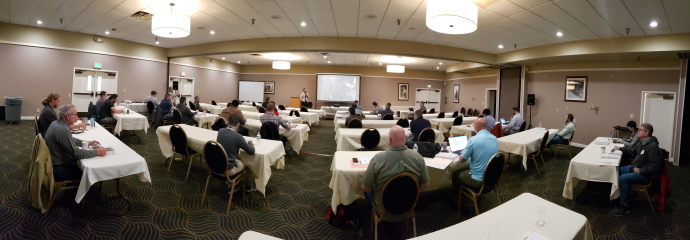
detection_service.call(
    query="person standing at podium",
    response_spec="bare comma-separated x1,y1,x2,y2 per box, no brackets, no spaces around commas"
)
300,88,310,108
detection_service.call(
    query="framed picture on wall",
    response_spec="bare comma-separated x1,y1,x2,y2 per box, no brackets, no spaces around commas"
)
453,85,459,103
398,83,409,101
264,81,275,94
565,76,587,102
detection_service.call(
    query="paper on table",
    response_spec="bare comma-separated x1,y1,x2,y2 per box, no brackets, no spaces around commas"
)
426,158,453,169
594,140,609,145
351,157,371,168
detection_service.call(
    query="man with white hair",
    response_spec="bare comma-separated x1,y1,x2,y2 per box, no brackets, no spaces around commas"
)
45,105,106,182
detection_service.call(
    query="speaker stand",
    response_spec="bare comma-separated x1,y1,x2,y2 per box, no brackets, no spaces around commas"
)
528,105,533,129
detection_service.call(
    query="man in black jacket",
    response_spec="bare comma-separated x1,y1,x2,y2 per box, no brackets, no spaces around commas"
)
177,97,198,126
611,123,662,216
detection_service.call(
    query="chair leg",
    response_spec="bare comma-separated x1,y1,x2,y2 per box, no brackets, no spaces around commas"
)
242,176,246,199
471,195,480,216
567,146,572,159
457,190,463,214
374,216,378,240
201,175,211,206
167,153,175,173
540,154,546,169
186,155,194,180
227,180,235,214
644,190,655,213
494,190,501,204
531,156,541,174
412,214,417,237
45,183,64,215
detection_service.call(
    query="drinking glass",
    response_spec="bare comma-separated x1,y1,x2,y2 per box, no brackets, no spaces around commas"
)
536,206,546,227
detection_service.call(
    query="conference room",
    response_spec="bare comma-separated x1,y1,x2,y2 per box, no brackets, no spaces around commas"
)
2,0,690,239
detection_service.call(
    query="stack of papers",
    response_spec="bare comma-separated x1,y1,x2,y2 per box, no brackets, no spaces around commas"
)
599,153,621,166
594,139,609,145
426,158,453,170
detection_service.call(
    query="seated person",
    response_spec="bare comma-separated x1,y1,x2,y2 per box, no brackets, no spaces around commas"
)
194,96,205,113
99,94,123,125
217,114,256,190
611,123,662,216
176,97,198,126
45,105,106,182
262,97,270,109
378,103,394,119
448,118,498,192
220,100,248,136
260,103,292,130
345,107,362,127
38,93,84,137
503,107,523,135
418,102,427,112
95,91,107,112
144,90,160,107
615,121,641,148
409,109,431,142
351,103,365,118
160,94,173,120
372,102,384,115
270,101,280,115
482,109,496,131
354,100,363,110
547,114,575,147
361,125,430,222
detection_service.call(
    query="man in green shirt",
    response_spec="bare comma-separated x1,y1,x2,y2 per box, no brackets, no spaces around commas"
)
547,113,575,147
361,125,430,222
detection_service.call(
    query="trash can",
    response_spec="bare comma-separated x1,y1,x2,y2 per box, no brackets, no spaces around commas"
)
4,96,22,124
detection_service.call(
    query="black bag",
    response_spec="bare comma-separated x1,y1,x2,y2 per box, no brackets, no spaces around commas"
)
406,142,441,158
326,203,358,229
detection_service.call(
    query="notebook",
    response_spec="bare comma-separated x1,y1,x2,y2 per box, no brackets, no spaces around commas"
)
448,135,469,154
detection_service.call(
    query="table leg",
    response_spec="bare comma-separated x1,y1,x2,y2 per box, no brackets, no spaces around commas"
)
119,130,141,143
113,178,132,210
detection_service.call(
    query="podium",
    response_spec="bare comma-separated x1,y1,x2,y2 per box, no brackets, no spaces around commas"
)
290,97,301,108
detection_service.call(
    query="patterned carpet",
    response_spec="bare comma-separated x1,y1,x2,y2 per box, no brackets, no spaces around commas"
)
1,120,689,239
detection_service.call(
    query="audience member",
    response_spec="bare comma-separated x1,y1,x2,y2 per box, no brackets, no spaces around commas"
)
45,105,106,182
220,100,248,136
38,93,83,136
418,102,427,112
176,97,198,126
194,96,205,112
504,107,523,135
448,118,498,192
99,94,122,125
378,103,394,119
354,100,363,110
351,103,364,117
361,125,430,222
95,91,107,112
612,123,662,216
345,107,362,127
372,102,384,115
547,114,575,147
410,109,431,142
262,97,270,109
482,109,496,131
168,86,179,106
270,101,280,116
216,114,255,190
615,121,641,148
160,94,173,120
144,91,159,107
260,103,291,129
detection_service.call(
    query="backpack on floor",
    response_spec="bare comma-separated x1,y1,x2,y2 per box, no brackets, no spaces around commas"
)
326,203,358,229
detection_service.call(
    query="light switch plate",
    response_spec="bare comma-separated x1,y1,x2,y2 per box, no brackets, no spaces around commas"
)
37,108,40,113
630,114,634,118
123,89,126,92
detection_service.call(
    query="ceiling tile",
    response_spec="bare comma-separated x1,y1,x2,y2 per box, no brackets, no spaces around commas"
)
511,11,544,25
337,27,357,37
275,0,306,11
411,4,425,18
357,28,378,38
333,9,358,19
309,9,334,19
29,0,64,27
261,11,290,23
109,4,139,16
623,0,661,5
0,0,9,23
662,0,690,16
380,14,408,31
197,0,224,12
477,10,504,27
335,18,357,28
413,29,442,43
376,29,399,40
626,3,666,28
285,10,310,21
64,1,120,32
360,0,390,13
608,20,645,36
303,0,331,10
643,28,671,35
9,0,36,25
486,0,524,17
81,12,126,34
386,1,417,16
394,28,423,41
530,2,569,20
585,23,621,38
108,17,142,32
595,7,635,21
259,28,285,37
493,18,524,29
508,0,551,9
331,0,359,10
571,9,609,25
217,0,259,16
589,0,627,9
553,0,593,13
247,0,282,12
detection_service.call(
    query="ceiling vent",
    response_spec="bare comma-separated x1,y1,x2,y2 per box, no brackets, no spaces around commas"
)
130,11,153,21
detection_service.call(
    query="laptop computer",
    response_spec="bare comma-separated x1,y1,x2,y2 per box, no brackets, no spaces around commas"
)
448,135,469,154
500,118,507,124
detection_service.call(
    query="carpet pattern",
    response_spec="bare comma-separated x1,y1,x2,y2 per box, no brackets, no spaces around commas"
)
1,120,689,239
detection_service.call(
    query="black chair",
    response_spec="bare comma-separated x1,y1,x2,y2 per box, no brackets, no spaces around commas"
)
474,109,479,117
300,106,308,112
396,118,409,128
347,118,362,128
437,112,445,118
359,128,380,151
252,102,257,107
528,131,550,174
212,100,217,106
260,121,287,147
189,101,197,111
294,110,301,117
278,105,286,110
201,141,246,214
147,101,155,126
382,114,394,120
452,111,459,118
172,109,183,124
396,111,400,117
168,125,202,180
467,108,473,116
307,102,313,108
456,153,505,216
258,107,266,113
417,127,435,142
372,172,419,239
460,107,466,116
429,108,435,114
211,117,228,131
453,116,464,126
519,121,527,132
422,110,427,114
34,116,39,136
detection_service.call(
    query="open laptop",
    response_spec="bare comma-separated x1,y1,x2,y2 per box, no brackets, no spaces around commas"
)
500,118,507,124
448,135,469,154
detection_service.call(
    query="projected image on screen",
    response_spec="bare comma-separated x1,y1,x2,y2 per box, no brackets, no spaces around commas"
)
317,74,360,102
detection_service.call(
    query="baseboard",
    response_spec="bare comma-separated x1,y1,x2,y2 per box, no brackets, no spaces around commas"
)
570,142,587,148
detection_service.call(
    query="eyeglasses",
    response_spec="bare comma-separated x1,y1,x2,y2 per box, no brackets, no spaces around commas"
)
69,113,78,116
639,128,647,132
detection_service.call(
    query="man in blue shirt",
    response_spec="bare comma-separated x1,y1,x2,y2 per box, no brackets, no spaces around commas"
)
160,93,173,120
448,118,499,191
409,109,431,142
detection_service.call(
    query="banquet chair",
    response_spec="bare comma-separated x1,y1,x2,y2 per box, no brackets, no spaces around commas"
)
460,107,466,116
252,102,257,107
147,101,155,127
453,116,464,126
467,108,473,116
291,110,301,117
347,118,362,128
212,100,217,105
422,110,427,114
307,102,313,108
396,118,409,128
417,128,435,142
258,107,266,113
172,109,183,124
278,105,286,110
300,106,309,112
259,122,289,157
189,101,197,111
201,141,246,214
34,116,39,136
551,131,575,159
45,179,81,215
456,153,505,216
631,149,670,212
372,172,419,240
359,128,381,151
168,125,202,180
490,123,504,138
429,108,435,114
527,131,549,174
474,109,479,117
437,112,445,118
382,114,394,120
396,111,401,117
452,111,459,118
519,122,527,132
211,117,228,131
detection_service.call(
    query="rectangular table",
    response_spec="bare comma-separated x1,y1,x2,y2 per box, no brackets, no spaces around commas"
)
156,124,285,195
335,128,445,151
410,193,593,240
450,124,510,138
243,119,310,153
200,104,225,115
73,123,151,203
498,128,558,170
429,117,477,133
320,106,351,114
280,110,320,126
287,107,327,118
243,112,303,124
422,113,454,119
124,103,148,113
563,137,622,200
112,109,148,136
334,119,407,131
193,113,219,129
238,105,258,112
333,114,397,126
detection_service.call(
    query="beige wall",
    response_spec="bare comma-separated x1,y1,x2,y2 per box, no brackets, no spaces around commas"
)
0,43,167,116
170,56,242,73
499,68,522,119
443,76,498,113
169,64,241,105
525,69,680,145
241,65,445,80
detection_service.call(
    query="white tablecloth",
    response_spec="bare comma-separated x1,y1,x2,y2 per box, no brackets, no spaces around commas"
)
411,193,593,240
243,119,310,153
429,117,477,133
156,124,285,195
112,110,148,136
239,105,258,112
422,113,454,119
390,106,415,112
200,104,225,115
450,124,510,138
124,103,148,113
335,128,445,151
239,231,281,240
320,106,351,114
243,112,303,124
73,123,151,203
334,119,407,131
194,113,219,129
287,107,326,118
498,128,558,170
280,110,320,126
563,137,622,200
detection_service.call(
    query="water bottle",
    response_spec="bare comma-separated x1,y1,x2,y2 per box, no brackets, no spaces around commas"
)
413,143,418,152
539,121,542,128
90,117,96,127
256,132,261,144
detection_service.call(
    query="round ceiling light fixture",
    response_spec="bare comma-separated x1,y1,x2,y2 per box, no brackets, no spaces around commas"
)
426,0,478,34
152,3,191,38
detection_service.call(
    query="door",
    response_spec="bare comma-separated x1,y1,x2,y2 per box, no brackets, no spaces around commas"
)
169,77,194,106
415,88,441,111
641,92,676,158
72,69,118,112
486,89,497,115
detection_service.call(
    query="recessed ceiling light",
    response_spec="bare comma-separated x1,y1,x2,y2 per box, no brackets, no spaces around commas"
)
436,67,440,69
222,57,225,60
379,63,382,65
155,41,159,44
498,44,503,49
439,62,443,65
556,32,563,37
237,61,241,64
301,22,306,27
328,61,331,63
323,55,328,59
37,20,42,24
210,30,215,34
105,31,110,35
650,21,658,27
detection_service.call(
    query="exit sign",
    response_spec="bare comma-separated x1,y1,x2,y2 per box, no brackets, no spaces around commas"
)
94,62,101,69
427,85,431,88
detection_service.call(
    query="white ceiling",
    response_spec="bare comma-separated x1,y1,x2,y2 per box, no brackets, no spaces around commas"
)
1,0,689,55
207,51,459,70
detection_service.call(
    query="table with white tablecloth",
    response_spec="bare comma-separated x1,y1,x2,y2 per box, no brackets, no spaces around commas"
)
73,123,151,203
243,111,303,124
422,113,454,119
429,117,477,133
335,127,445,151
243,119,310,153
450,124,510,138
333,113,395,125
193,113,220,129
410,193,593,240
563,137,622,200
287,107,326,118
390,106,415,112
199,103,225,115
112,109,148,136
156,124,285,195
498,128,558,170
320,106,351,114
334,119,407,131
238,105,258,112
279,110,320,126
124,103,148,113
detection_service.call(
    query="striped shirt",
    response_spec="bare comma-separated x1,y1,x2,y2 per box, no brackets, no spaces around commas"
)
45,119,97,165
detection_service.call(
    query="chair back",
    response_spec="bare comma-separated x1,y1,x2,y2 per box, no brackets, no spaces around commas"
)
203,141,229,176
422,110,427,114
429,108,435,114
252,102,257,106
519,121,527,132
474,109,479,117
34,116,40,136
258,107,266,113
382,114,394,120
300,106,308,112
479,153,506,193
278,105,286,110
537,131,549,155
212,100,217,105
460,107,466,115
169,125,190,155
294,111,300,117
147,101,155,117
467,108,473,116
88,101,98,118
452,111,458,118
396,118,409,128
453,116,464,126
490,123,504,138
568,131,575,144
259,121,281,141
172,109,182,124
211,117,228,131
307,102,313,108
380,172,419,216
348,118,363,128
289,110,295,116
189,101,197,111
360,128,380,150
418,127,435,142
396,111,400,117
437,112,445,118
